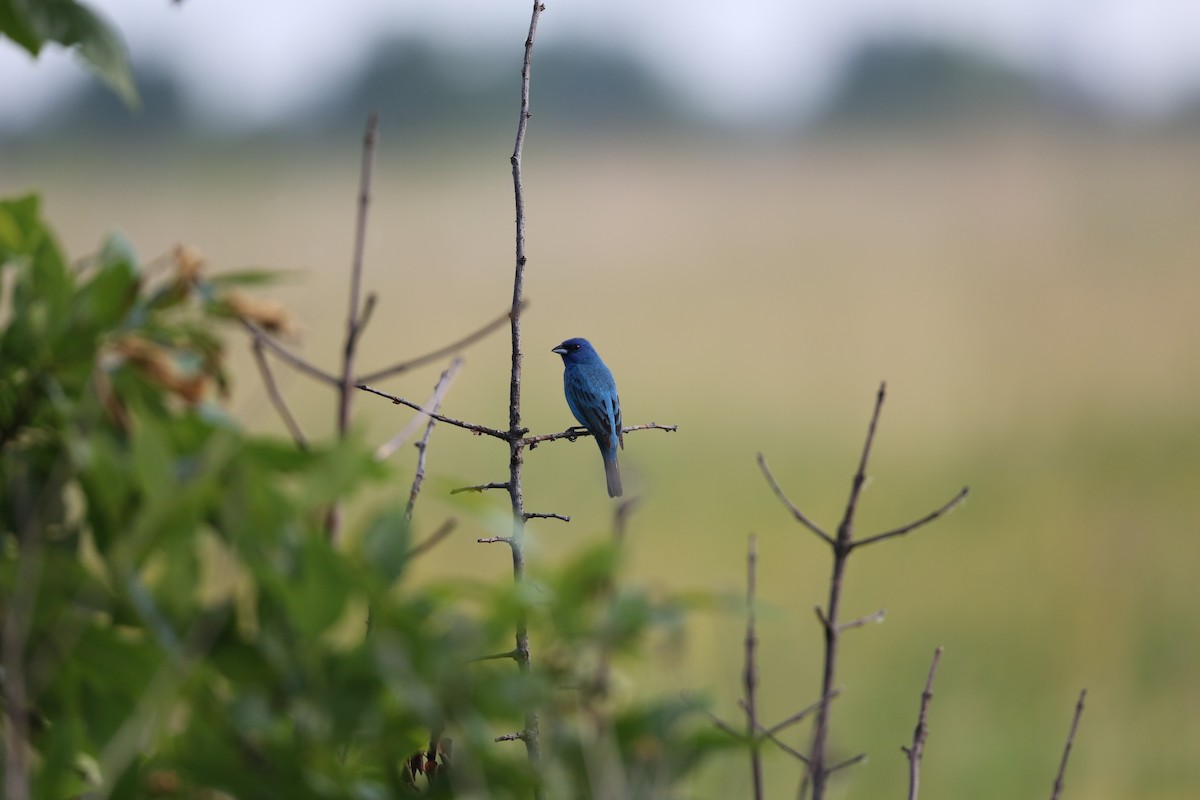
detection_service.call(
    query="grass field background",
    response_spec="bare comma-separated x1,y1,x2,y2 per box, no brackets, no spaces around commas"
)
8,128,1200,798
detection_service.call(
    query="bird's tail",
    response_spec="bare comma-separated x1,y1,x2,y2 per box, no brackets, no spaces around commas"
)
603,451,623,498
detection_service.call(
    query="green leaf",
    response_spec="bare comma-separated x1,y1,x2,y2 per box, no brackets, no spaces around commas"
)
65,232,140,343
0,0,138,107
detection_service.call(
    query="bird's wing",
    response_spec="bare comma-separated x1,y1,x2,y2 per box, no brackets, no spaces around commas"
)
565,369,616,451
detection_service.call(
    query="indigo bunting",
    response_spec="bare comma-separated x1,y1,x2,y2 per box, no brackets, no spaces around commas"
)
552,337,623,498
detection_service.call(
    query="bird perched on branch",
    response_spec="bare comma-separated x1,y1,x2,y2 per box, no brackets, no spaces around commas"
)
552,337,623,497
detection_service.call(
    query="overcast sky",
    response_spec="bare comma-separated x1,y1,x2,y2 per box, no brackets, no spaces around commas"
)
3,0,1200,130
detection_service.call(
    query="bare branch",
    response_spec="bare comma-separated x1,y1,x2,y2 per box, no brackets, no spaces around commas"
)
251,339,308,449
903,646,943,800
357,383,508,440
404,519,457,561
522,422,678,449
737,706,811,765
524,512,571,523
339,111,379,438
764,688,843,738
743,533,764,800
814,605,832,633
405,362,461,522
357,291,378,336
357,304,523,384
495,731,528,743
239,318,339,386
477,537,513,545
838,609,886,633
837,381,888,547
376,358,462,462
1049,689,1088,800
757,453,834,546
851,487,970,549
451,481,511,495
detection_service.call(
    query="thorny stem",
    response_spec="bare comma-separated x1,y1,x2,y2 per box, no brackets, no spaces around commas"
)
505,0,545,784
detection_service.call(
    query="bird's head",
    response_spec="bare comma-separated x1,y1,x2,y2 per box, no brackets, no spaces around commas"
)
551,337,598,365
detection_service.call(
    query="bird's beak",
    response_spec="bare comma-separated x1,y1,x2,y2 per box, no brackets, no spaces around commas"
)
551,346,568,355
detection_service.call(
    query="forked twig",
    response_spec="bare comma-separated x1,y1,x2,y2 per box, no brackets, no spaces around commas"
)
902,646,944,800
758,383,968,800
251,339,308,449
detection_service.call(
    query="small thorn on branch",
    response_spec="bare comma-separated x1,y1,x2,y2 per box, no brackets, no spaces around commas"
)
472,649,518,663
814,605,831,632
452,481,511,495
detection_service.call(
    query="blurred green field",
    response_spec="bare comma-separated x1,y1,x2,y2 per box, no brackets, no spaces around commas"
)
8,128,1200,799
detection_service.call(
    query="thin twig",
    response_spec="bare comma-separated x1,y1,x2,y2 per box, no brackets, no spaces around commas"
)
357,292,378,336
903,646,944,800
828,753,867,774
477,537,513,545
851,487,970,549
404,519,457,561
239,318,339,386
405,363,461,522
764,689,843,738
744,533,764,800
251,339,308,449
375,358,462,462
738,706,812,764
757,453,834,546
358,383,508,440
495,731,528,743
329,112,380,544
340,111,379,439
471,649,519,663
451,481,511,495
838,609,886,633
357,305,523,384
1049,689,1087,800
524,512,571,523
522,422,677,448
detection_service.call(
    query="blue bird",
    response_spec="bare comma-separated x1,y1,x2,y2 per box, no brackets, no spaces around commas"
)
552,337,623,498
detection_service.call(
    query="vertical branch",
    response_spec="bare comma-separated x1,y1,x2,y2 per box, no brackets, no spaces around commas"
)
330,111,380,542
807,382,888,800
744,533,764,800
903,646,944,800
1049,689,1087,800
506,0,546,780
404,362,459,524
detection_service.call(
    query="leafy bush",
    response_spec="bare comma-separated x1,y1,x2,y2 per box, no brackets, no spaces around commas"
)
0,196,722,798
